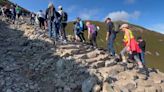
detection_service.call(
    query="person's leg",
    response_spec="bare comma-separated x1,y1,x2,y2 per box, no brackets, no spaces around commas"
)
48,20,52,37
109,33,116,56
81,32,86,42
141,52,145,64
62,23,67,41
120,47,128,62
77,33,83,42
134,54,143,68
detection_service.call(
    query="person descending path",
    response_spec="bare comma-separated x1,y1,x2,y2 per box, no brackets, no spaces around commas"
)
58,5,68,43
86,21,98,47
105,18,117,56
120,24,144,69
37,10,45,29
45,3,61,40
137,36,146,65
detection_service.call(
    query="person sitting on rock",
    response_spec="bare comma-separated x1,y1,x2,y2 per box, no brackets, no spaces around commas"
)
86,21,98,47
120,24,144,69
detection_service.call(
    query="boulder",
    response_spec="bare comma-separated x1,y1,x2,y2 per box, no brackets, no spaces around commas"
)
92,84,101,92
82,77,98,92
105,59,117,67
102,82,114,92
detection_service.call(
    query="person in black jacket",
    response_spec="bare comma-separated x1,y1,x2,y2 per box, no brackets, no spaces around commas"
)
45,3,61,40
137,36,146,64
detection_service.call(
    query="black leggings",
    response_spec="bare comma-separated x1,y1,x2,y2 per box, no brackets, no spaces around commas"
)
38,17,45,28
77,32,85,42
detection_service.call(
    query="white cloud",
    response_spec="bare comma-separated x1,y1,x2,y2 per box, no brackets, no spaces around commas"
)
104,11,141,21
125,0,136,4
66,5,76,13
79,9,99,20
149,24,164,34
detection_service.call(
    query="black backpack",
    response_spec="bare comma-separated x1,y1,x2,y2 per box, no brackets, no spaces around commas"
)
61,11,68,22
112,22,120,33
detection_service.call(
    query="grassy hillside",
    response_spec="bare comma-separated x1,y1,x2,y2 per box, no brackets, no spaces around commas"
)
66,21,164,72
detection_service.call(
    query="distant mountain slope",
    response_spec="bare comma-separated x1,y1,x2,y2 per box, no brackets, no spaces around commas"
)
66,21,164,72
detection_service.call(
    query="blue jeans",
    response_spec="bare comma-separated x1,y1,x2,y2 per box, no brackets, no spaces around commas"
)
48,20,58,40
140,52,145,64
108,33,116,56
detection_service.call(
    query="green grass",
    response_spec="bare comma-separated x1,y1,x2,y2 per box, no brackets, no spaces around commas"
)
66,21,164,72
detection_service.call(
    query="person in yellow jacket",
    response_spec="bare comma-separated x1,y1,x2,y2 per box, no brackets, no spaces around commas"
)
120,24,143,68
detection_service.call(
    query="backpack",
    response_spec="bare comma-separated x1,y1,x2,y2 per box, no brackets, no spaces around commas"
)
82,21,87,31
93,25,100,32
61,11,68,22
112,22,120,33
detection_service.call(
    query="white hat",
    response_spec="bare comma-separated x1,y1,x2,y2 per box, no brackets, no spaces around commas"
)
48,3,53,8
120,24,129,29
58,5,62,9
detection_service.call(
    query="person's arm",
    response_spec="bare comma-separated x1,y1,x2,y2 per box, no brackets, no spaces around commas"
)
106,31,109,41
88,27,91,40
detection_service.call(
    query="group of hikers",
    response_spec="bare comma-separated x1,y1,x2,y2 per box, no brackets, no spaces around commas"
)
0,4,22,23
0,2,147,71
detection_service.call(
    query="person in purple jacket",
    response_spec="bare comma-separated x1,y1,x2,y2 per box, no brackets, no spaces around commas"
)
86,21,98,47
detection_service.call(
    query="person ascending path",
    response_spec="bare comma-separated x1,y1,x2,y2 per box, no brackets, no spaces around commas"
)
105,18,117,56
45,3,61,40
15,5,21,20
86,21,98,47
37,10,45,29
120,24,144,69
58,5,68,43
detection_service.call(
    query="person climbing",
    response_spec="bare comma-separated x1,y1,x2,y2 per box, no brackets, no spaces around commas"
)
105,18,117,56
120,24,143,69
73,21,79,42
15,5,21,20
45,3,61,40
37,10,45,29
58,5,68,43
86,21,98,47
137,36,146,65
75,17,86,42
30,13,35,25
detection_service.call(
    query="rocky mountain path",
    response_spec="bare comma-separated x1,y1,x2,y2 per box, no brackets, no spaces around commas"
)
0,17,164,92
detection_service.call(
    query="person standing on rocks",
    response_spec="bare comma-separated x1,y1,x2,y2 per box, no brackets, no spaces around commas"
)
10,5,16,24
37,10,45,29
105,18,116,56
120,24,144,69
15,5,21,20
45,3,61,40
30,12,35,25
137,36,146,65
58,5,68,43
86,21,98,47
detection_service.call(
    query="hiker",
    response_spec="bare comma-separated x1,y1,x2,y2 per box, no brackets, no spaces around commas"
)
45,3,61,39
86,21,98,47
4,5,10,18
37,10,45,29
58,6,68,43
10,5,16,23
30,13,35,25
105,18,117,56
137,36,146,65
75,18,86,42
120,24,143,68
15,5,21,20
73,21,79,41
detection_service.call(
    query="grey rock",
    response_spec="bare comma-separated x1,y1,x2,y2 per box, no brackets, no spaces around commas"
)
82,77,98,92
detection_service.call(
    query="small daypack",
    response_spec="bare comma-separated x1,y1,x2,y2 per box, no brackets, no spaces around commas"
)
112,22,120,33
61,11,68,22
